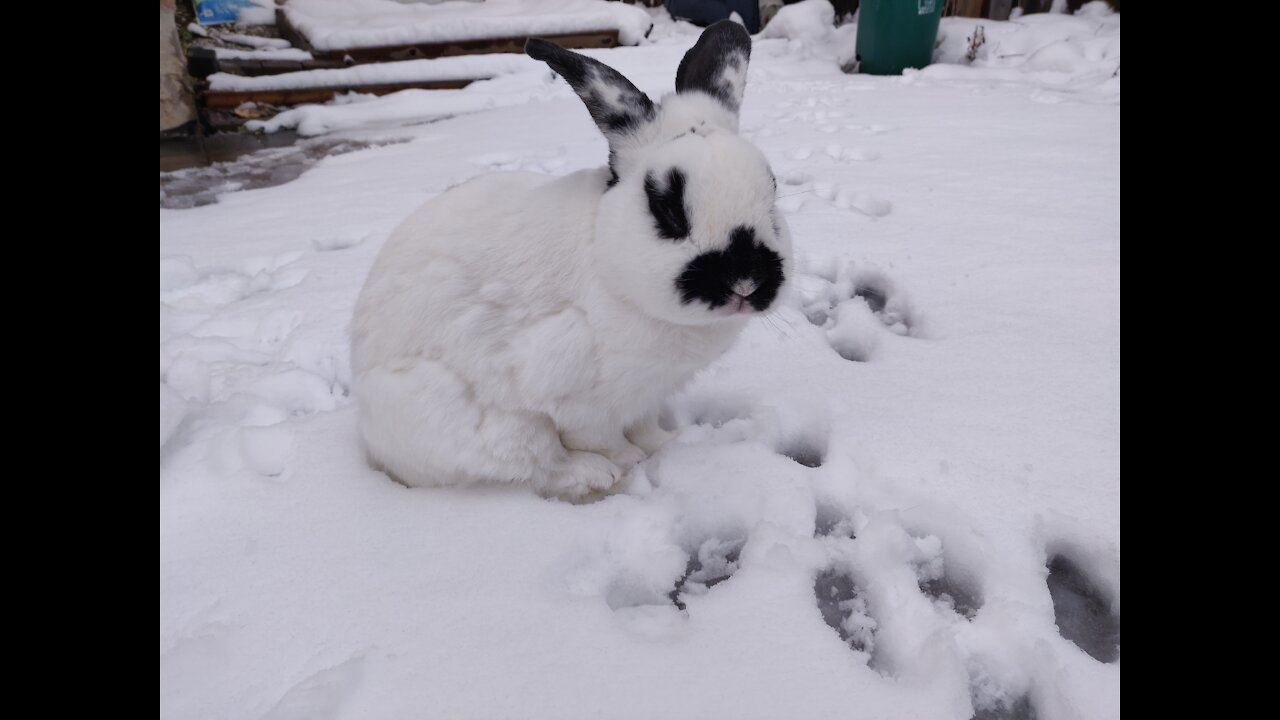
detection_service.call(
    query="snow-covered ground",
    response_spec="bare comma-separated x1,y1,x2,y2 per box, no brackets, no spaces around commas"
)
160,4,1119,719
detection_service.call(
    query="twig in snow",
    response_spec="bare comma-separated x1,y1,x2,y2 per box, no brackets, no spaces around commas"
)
966,26,986,63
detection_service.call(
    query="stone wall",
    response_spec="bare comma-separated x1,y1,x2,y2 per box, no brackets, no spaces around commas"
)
160,0,197,134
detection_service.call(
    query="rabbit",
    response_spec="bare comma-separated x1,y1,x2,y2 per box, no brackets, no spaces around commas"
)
351,21,792,498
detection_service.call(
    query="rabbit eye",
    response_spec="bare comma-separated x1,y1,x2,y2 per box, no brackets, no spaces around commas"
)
644,168,691,241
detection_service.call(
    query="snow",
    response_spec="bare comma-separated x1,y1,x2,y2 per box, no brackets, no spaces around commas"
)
283,0,656,50
245,81,547,136
236,0,277,26
760,0,836,43
208,53,532,91
221,32,293,50
161,6,1119,719
927,4,1120,101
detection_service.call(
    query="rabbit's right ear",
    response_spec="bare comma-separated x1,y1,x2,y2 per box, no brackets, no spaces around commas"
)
527,39,656,179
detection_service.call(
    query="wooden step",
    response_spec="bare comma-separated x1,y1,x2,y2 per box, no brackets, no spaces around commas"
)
277,6,619,64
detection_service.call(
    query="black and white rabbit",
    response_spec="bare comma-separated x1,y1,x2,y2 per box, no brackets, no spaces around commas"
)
352,21,792,497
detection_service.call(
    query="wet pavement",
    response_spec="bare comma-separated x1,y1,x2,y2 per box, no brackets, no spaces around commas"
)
160,136,407,209
160,131,303,173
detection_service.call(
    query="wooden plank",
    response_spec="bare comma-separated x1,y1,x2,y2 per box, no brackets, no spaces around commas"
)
310,30,620,64
989,0,1013,21
203,78,478,109
274,7,318,56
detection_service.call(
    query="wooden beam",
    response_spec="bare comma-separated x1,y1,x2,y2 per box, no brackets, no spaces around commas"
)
212,57,347,77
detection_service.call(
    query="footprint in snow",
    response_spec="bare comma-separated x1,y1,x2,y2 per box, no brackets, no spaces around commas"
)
670,395,754,430
799,261,920,362
777,434,826,468
972,693,1038,720
668,395,829,468
814,504,858,539
814,567,878,655
668,537,744,611
1046,554,1120,663
914,538,982,620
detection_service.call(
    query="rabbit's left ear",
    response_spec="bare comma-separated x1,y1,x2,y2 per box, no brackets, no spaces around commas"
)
675,20,752,117
527,39,656,175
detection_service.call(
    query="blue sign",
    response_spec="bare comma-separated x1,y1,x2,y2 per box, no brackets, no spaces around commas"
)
193,0,259,25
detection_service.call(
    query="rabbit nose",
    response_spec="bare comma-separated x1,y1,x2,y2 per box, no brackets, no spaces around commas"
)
733,279,759,298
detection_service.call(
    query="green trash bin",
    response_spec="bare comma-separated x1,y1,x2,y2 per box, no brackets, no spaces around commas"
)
855,0,945,76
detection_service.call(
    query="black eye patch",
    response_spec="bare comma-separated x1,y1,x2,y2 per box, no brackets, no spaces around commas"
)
644,168,691,240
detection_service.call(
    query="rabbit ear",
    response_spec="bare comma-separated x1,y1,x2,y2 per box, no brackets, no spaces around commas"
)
675,20,752,117
526,39,656,172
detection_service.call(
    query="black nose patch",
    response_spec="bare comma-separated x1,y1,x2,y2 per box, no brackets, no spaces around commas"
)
645,168,691,240
676,226,784,311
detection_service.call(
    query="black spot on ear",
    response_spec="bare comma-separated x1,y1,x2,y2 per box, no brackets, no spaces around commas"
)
526,38,656,176
645,169,691,240
675,20,752,115
676,226,784,311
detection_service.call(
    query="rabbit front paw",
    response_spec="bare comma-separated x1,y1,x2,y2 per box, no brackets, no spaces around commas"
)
625,420,675,455
603,442,648,469
543,451,623,498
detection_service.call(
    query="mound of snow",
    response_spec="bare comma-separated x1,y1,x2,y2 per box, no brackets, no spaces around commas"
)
927,6,1119,97
760,0,835,42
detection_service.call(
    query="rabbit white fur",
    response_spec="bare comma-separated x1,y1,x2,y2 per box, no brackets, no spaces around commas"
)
351,22,792,497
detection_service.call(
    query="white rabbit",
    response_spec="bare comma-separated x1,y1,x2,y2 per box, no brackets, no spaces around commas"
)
351,21,792,498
